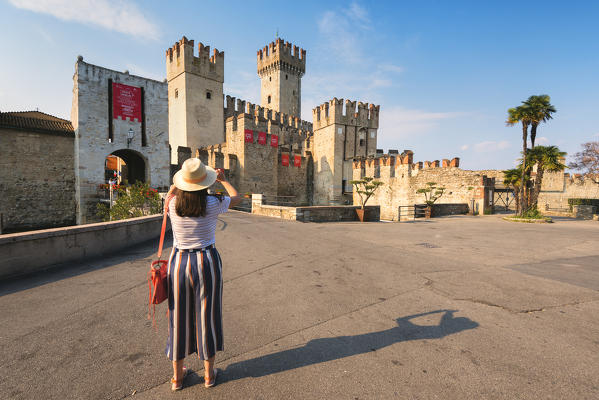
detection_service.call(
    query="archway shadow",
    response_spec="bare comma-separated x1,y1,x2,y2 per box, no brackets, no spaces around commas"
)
222,310,477,382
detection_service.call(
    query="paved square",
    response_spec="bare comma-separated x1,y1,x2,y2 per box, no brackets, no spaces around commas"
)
1,213,598,399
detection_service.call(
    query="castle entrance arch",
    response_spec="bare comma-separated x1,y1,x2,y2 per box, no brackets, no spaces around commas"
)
106,149,147,184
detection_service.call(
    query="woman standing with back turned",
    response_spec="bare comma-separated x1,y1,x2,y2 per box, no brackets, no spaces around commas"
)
165,158,241,391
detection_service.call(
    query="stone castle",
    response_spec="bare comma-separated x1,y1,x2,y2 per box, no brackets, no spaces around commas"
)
1,35,597,232
165,36,380,207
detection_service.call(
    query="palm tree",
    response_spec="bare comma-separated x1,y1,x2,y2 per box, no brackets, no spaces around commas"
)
526,145,566,208
523,95,556,148
502,168,522,214
506,105,531,213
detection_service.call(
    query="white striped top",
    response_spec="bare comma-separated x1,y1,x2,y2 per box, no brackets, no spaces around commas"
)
168,195,231,249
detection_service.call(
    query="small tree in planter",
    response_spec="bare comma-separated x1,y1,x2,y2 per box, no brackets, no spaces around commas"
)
350,176,383,221
416,182,446,218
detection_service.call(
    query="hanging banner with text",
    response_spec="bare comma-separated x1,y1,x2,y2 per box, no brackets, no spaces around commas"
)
270,134,279,147
244,129,254,143
293,155,301,167
281,154,289,166
258,131,267,145
112,82,141,121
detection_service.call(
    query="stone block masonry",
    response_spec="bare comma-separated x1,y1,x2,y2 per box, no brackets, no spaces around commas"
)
257,38,306,117
312,98,380,205
0,128,76,232
166,37,225,159
72,60,170,224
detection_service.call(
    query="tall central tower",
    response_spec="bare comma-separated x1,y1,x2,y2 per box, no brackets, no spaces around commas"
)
257,38,306,118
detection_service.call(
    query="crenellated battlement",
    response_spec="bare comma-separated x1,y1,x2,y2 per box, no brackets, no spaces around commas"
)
224,95,313,134
351,151,460,173
166,36,224,82
312,98,380,130
257,38,306,77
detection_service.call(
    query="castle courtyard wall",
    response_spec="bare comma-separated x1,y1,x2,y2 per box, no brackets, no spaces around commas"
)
0,129,76,232
353,156,493,220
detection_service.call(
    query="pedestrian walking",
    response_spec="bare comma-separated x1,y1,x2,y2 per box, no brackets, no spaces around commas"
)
164,158,241,390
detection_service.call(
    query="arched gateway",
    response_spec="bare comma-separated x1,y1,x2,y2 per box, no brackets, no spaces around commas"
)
72,59,170,224
108,149,147,184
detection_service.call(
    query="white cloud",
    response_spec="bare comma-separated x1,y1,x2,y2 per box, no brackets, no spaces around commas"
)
9,0,159,40
378,106,467,138
378,64,404,74
345,1,371,28
474,140,510,152
461,144,469,151
593,133,599,137
535,136,549,145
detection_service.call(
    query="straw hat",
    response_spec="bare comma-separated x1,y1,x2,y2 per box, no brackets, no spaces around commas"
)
173,158,217,191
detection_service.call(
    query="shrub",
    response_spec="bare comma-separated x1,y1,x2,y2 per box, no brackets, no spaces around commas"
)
96,182,162,221
520,207,545,219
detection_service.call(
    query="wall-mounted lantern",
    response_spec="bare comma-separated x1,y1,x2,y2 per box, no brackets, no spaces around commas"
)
127,128,134,147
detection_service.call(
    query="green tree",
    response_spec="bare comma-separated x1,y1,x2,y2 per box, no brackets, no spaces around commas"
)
416,182,446,206
523,95,556,148
96,182,162,221
507,105,532,212
526,145,566,208
502,168,522,214
350,176,384,209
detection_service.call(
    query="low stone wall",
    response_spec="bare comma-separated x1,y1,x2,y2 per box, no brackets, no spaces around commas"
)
296,205,380,222
251,194,380,222
431,203,469,217
572,205,597,220
0,215,165,279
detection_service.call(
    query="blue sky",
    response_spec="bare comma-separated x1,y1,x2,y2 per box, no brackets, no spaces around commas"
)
1,0,598,170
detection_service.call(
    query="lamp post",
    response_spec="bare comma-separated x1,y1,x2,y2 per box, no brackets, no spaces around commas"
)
127,128,134,147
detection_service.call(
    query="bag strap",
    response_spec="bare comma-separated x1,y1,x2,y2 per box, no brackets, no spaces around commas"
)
157,194,173,259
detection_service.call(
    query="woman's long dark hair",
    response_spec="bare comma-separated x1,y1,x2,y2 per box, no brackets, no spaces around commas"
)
173,188,223,217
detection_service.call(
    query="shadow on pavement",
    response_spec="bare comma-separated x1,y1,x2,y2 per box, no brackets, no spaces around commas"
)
222,309,478,381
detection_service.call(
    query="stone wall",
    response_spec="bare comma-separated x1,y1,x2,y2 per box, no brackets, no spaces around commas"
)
353,153,494,221
538,171,599,210
0,214,164,279
431,203,469,217
72,60,170,224
0,129,76,232
251,194,380,222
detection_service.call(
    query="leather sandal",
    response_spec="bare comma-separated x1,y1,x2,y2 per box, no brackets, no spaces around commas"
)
204,368,218,388
171,367,188,391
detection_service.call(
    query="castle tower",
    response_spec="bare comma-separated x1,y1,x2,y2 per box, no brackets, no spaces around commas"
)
311,99,379,205
166,36,224,161
257,38,306,118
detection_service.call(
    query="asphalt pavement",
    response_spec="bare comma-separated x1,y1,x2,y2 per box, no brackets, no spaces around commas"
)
1,212,598,399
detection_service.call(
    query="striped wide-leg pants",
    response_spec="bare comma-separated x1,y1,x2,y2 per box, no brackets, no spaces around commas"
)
165,246,224,361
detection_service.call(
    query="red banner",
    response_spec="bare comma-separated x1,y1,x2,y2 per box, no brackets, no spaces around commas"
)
281,154,289,166
112,82,141,121
244,129,254,143
258,131,267,145
270,134,279,147
294,155,301,167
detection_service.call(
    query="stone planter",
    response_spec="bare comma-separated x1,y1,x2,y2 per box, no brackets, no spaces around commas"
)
355,206,380,222
425,206,432,219
356,208,365,222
